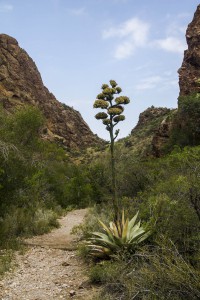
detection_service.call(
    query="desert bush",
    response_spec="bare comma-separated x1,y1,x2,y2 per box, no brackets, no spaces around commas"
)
0,250,14,278
0,105,97,248
0,207,59,242
93,240,200,300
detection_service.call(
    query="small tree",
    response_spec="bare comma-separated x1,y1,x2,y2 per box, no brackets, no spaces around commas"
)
93,80,130,221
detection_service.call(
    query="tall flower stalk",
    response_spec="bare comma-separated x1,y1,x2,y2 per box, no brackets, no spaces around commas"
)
93,80,130,221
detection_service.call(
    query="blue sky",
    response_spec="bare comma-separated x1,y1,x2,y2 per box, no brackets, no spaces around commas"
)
0,0,199,140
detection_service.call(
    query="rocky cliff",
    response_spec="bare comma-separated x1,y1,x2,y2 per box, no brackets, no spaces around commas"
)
0,34,100,150
178,4,200,96
118,107,172,158
152,4,200,156
132,107,171,132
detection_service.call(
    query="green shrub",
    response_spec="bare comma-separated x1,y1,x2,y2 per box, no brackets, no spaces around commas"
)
0,206,59,244
0,250,14,278
32,209,59,235
89,260,124,284
93,241,200,300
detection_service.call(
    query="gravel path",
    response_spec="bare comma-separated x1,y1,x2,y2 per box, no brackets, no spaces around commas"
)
0,209,98,300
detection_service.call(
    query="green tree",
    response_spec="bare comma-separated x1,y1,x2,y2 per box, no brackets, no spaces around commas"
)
93,80,130,220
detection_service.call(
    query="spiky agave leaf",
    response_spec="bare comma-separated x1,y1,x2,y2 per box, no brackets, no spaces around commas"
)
89,236,117,251
98,220,115,241
87,243,110,257
109,221,119,237
128,227,146,244
128,211,139,231
122,209,125,228
137,231,151,244
122,218,129,242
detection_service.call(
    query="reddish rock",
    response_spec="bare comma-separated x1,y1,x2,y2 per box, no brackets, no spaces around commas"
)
132,106,171,132
0,34,101,149
152,111,176,157
152,5,200,156
178,4,200,96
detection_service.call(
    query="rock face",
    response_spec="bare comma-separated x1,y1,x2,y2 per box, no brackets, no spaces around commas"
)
178,4,200,96
152,5,200,156
123,106,172,157
151,110,176,157
132,106,171,132
0,34,100,149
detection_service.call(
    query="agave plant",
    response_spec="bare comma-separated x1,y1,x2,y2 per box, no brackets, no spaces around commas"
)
88,211,150,258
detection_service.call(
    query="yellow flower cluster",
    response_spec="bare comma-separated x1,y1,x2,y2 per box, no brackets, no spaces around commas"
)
101,84,109,90
113,115,125,122
115,96,130,105
97,93,106,100
108,105,124,115
95,112,108,120
93,100,109,109
103,87,116,95
103,118,111,125
109,80,117,88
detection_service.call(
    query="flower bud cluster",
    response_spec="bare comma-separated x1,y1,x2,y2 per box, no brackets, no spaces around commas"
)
115,96,130,105
93,100,109,109
95,112,108,120
113,115,125,122
108,105,124,116
93,80,130,130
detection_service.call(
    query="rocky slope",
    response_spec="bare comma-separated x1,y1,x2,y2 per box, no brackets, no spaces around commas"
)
178,4,200,96
151,4,200,156
0,34,100,150
118,106,172,158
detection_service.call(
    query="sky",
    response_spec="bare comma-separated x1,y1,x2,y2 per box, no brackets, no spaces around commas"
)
0,0,199,140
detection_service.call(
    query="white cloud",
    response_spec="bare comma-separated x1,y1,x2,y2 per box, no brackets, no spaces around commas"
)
153,13,188,54
155,37,186,53
136,73,178,91
166,18,187,36
0,4,13,12
136,76,163,90
68,7,86,16
102,14,187,59
115,40,135,60
102,18,150,59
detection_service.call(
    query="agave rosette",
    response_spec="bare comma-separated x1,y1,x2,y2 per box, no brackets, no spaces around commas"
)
88,211,151,257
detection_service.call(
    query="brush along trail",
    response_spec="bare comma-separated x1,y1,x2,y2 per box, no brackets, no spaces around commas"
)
0,209,98,300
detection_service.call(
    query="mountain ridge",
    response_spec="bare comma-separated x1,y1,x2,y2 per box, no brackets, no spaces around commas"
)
0,34,101,150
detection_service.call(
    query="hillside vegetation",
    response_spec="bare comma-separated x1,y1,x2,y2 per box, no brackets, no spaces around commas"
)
79,147,200,299
0,4,200,298
0,106,97,249
0,91,200,299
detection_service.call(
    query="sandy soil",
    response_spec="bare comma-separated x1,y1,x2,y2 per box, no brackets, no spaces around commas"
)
0,209,98,300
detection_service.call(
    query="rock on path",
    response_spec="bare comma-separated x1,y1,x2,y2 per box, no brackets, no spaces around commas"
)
0,209,98,300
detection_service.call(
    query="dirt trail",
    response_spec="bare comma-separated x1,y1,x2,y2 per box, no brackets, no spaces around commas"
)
0,209,98,300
